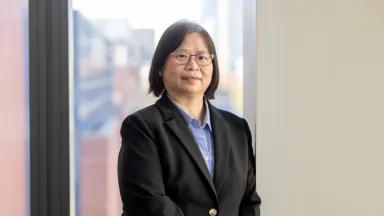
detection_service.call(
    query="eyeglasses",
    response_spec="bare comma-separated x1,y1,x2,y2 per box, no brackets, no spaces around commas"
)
170,52,214,66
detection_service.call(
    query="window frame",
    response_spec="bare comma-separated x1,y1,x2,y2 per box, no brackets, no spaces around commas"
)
243,0,258,152
29,0,70,215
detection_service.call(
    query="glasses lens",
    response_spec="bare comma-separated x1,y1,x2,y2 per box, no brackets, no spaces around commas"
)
173,53,189,64
196,54,212,65
172,52,213,65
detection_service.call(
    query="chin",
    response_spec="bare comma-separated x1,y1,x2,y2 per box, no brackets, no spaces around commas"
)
182,87,205,96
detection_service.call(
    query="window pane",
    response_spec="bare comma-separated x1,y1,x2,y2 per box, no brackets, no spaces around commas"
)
70,0,243,215
0,0,29,216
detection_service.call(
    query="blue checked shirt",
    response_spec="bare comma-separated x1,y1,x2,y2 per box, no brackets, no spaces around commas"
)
169,97,215,177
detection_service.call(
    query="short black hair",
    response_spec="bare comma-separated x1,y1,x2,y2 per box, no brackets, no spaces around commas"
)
148,19,220,100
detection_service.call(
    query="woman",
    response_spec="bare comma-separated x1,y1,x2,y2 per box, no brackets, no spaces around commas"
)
118,19,261,216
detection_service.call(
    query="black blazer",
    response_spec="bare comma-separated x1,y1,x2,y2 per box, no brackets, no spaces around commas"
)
118,94,261,216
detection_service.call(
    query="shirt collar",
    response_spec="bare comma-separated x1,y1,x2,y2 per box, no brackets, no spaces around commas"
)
168,94,212,130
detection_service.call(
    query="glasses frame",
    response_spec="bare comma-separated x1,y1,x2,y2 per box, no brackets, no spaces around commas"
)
169,52,215,66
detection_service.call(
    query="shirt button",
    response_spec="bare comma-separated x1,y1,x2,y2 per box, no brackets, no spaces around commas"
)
209,208,217,216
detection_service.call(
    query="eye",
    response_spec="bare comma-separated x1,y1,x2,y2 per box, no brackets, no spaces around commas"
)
175,53,188,59
198,55,208,60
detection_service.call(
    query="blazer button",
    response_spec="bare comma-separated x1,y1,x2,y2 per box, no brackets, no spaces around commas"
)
209,208,217,216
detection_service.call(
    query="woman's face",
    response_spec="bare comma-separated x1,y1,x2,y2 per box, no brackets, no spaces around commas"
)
162,32,213,98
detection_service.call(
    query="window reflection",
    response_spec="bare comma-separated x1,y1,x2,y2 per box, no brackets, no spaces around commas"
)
0,1,30,216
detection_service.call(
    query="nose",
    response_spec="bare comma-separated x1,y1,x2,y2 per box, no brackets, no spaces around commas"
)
186,56,199,71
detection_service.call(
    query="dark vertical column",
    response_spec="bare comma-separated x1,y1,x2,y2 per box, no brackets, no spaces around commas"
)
29,0,70,214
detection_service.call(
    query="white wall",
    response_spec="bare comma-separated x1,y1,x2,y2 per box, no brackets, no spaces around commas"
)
256,0,384,215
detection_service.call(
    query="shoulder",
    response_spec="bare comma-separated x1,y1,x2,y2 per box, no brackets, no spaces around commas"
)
215,108,250,130
125,104,159,120
214,107,253,152
210,106,251,137
120,104,161,136
217,109,244,123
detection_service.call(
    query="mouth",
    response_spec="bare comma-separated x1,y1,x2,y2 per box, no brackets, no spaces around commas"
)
182,76,201,81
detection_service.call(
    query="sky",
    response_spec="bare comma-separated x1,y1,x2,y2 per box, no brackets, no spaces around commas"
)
72,0,203,29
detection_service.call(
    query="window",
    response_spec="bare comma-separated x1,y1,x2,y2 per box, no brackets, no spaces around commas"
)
0,0,30,216
70,0,244,215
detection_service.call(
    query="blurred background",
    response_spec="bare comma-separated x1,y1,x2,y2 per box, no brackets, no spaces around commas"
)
0,0,29,216
1,0,384,216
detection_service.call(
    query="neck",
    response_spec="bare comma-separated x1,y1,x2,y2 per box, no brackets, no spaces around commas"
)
168,92,206,123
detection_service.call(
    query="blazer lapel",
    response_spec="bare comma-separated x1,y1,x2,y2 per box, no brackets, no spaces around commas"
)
208,102,230,195
156,94,217,197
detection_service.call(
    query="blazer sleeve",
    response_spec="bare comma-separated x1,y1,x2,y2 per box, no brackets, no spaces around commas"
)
239,119,262,216
118,114,184,216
